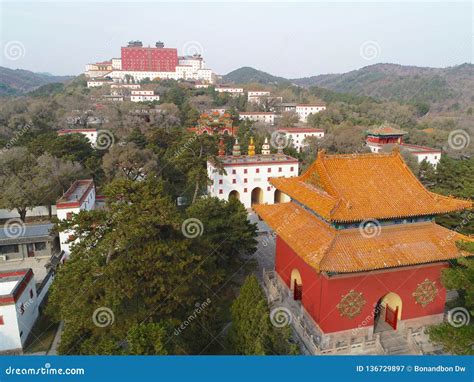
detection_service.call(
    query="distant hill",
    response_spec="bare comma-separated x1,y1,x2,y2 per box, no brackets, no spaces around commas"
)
222,67,290,86
292,63,474,109
0,66,74,96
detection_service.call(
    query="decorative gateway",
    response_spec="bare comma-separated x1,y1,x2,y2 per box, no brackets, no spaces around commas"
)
254,150,473,336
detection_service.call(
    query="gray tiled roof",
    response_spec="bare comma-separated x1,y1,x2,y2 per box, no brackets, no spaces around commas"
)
0,223,54,244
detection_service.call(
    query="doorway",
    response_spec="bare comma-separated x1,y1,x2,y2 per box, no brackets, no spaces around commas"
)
374,292,402,332
228,190,240,201
290,269,303,301
251,187,263,206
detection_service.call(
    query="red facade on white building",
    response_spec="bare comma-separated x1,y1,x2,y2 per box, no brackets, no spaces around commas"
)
121,46,178,72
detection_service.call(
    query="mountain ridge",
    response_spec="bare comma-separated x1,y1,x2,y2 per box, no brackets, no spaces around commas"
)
222,63,473,110
0,66,74,96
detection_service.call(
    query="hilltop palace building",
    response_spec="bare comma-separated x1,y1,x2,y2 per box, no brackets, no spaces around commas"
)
207,138,299,208
85,40,215,84
255,149,472,349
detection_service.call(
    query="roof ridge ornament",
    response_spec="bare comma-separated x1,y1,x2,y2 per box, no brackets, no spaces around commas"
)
218,137,225,157
248,136,255,156
232,138,241,157
262,137,270,155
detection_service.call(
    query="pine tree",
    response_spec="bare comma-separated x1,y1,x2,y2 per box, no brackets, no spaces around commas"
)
228,275,298,355
47,179,258,354
427,241,474,354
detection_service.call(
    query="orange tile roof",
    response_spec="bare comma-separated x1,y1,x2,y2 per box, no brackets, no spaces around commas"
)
270,151,471,222
254,202,474,273
367,125,407,136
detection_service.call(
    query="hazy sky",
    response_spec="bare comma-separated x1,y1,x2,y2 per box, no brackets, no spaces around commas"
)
0,1,472,77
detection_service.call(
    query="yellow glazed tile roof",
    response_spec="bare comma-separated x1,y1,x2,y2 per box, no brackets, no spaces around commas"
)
270,151,471,222
367,125,407,136
254,202,473,274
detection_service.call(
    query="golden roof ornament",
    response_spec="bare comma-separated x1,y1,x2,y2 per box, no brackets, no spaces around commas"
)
248,136,255,156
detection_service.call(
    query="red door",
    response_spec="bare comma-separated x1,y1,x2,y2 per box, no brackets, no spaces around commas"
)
293,281,302,301
385,304,398,330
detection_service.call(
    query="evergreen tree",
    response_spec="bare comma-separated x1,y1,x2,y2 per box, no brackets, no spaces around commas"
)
127,322,175,355
228,275,298,355
47,179,258,354
48,178,217,354
428,242,474,355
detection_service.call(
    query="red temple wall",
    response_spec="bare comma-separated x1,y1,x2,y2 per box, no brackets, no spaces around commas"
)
275,236,448,334
275,237,324,322
366,136,403,144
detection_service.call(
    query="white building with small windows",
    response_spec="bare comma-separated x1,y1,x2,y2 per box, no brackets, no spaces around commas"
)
110,83,141,90
207,138,299,209
239,112,276,125
85,46,215,84
295,104,326,122
398,144,441,167
87,79,112,88
247,90,271,103
215,86,244,96
130,90,160,102
0,269,39,353
277,128,325,152
56,179,105,256
365,125,441,167
111,58,122,70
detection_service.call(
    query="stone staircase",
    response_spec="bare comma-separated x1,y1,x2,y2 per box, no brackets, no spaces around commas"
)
379,330,412,355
